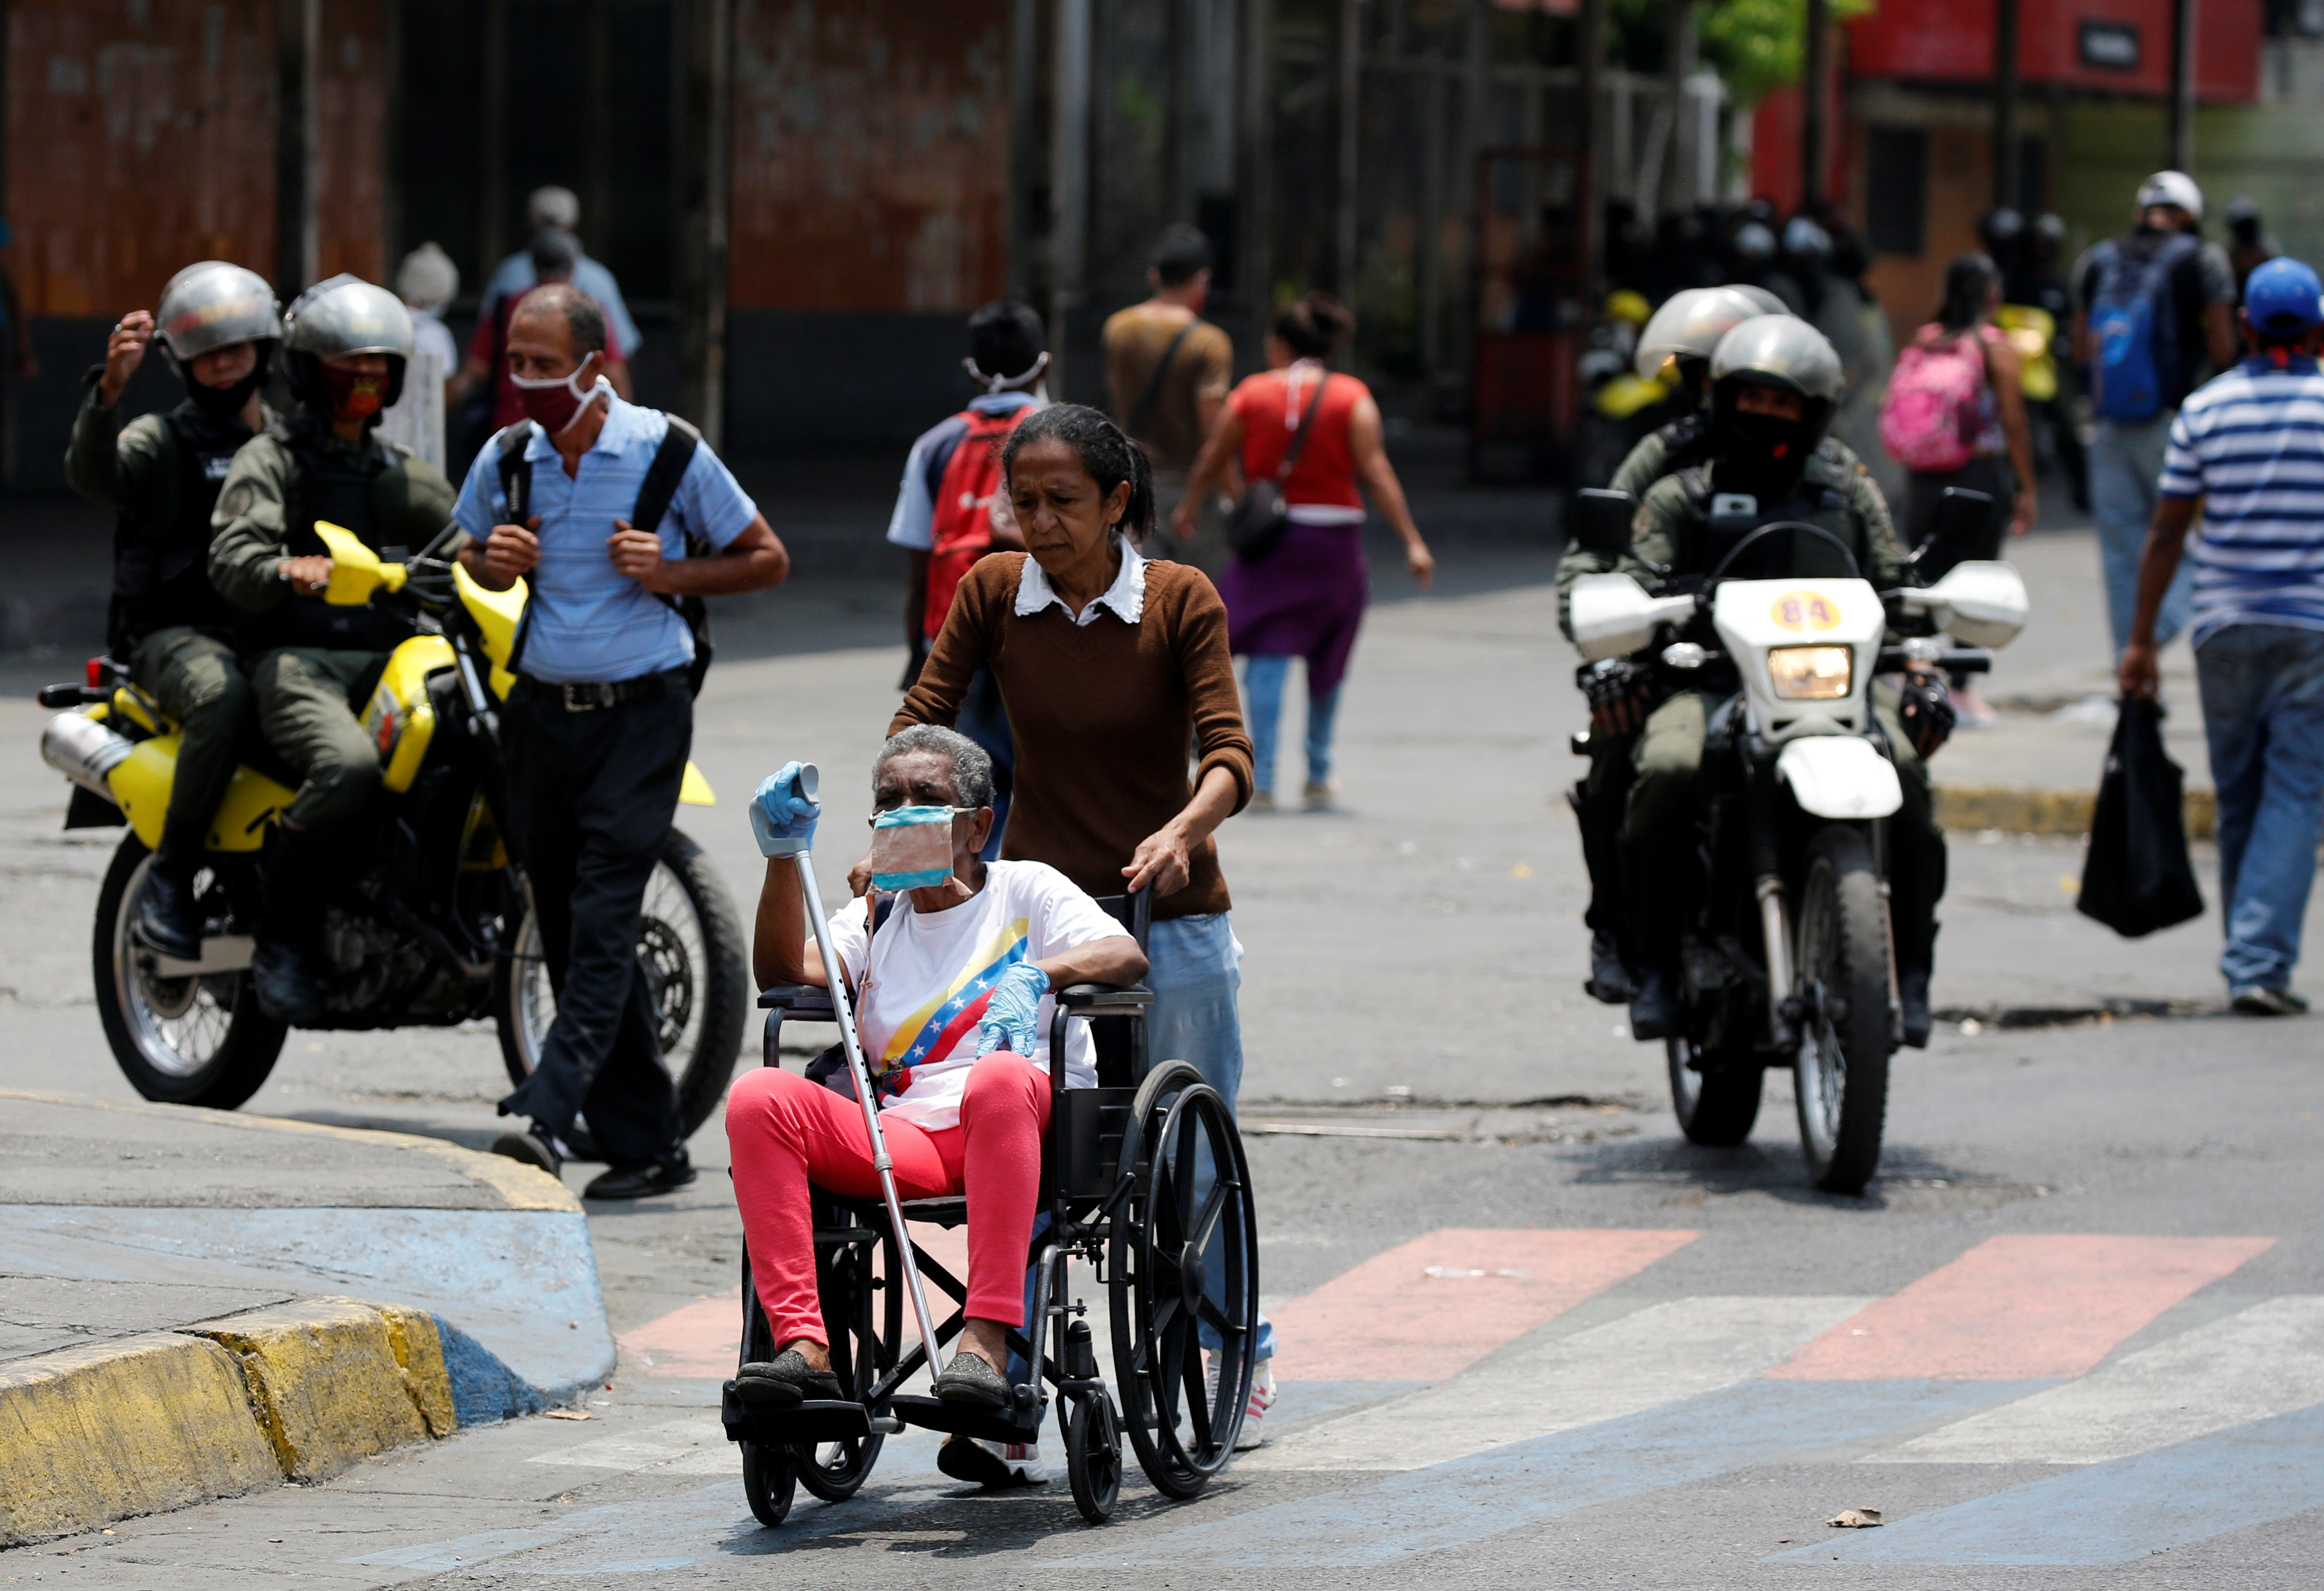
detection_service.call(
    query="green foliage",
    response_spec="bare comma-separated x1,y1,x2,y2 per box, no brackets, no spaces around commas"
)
1694,0,1875,110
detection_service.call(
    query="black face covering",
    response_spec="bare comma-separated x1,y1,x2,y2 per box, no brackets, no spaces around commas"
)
1709,383,1820,501
184,356,271,422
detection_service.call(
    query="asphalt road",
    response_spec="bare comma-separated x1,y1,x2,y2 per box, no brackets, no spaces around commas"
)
5,544,2322,1587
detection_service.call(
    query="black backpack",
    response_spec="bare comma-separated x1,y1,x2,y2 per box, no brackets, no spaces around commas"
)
494,416,715,695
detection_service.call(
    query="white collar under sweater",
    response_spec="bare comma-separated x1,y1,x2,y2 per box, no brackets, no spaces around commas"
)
1013,540,1147,627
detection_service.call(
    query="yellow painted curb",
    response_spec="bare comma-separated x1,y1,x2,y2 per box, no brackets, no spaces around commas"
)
1935,784,2217,841
0,1332,278,1547
1,1297,488,1546
0,1089,577,1212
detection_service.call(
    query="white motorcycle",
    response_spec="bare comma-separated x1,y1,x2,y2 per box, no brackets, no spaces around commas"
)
1568,502,2027,1192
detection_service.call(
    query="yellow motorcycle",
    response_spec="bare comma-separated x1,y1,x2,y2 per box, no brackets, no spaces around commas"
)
37,525,749,1138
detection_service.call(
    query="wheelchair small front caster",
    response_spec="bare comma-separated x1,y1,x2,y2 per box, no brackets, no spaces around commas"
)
1065,1392,1122,1524
741,1441,796,1528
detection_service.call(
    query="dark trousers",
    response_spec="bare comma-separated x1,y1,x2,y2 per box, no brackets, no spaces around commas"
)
497,683,689,1167
955,665,1015,861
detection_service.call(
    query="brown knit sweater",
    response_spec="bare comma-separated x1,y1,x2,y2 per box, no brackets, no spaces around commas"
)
891,553,1253,918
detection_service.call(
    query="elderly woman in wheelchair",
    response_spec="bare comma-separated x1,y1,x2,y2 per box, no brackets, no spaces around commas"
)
731,725,1148,1489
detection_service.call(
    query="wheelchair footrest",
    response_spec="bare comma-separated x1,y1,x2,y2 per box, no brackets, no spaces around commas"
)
887,1393,1045,1444
720,1383,875,1446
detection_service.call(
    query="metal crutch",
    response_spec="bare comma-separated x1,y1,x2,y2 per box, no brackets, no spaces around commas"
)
767,764,947,1382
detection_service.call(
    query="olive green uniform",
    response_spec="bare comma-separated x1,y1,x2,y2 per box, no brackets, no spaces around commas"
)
209,421,457,827
65,377,272,860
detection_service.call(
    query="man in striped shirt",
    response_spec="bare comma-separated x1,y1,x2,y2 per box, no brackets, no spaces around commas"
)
2121,257,2324,1015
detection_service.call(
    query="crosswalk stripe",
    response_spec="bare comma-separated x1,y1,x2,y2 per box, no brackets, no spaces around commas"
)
1247,1294,1869,1472
1770,1234,2277,1381
1265,1227,1698,1383
1043,1377,2043,1570
525,1416,728,1472
1866,1295,2324,1466
1785,1403,2324,1566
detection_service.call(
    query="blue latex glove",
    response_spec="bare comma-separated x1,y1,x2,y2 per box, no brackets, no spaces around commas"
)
974,962,1052,1057
749,761,819,856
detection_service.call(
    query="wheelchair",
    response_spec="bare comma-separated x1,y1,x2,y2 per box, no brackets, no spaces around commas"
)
720,890,1263,1526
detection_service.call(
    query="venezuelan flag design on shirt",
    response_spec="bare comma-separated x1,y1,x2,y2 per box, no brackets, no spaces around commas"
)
872,919,1030,1095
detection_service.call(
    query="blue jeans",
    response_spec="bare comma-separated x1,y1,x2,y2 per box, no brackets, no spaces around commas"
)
2092,415,2195,657
2195,623,2324,992
1145,911,1275,1363
1245,654,1343,797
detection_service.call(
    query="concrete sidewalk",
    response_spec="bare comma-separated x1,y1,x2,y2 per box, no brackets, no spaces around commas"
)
0,1090,613,1545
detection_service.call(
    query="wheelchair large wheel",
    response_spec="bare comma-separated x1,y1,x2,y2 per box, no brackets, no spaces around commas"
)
741,1442,796,1527
1110,1061,1259,1500
794,1193,895,1501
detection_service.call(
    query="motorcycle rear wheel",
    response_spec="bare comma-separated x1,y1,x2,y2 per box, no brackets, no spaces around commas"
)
1792,824,1893,1195
94,836,286,1109
1666,1036,1762,1146
495,827,749,1141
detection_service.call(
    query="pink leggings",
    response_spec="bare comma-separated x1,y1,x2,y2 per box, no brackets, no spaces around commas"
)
724,1052,1051,1349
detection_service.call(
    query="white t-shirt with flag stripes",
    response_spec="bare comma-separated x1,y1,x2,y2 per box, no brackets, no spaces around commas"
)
2160,356,2324,646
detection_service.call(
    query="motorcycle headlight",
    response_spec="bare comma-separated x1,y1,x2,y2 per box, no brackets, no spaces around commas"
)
1769,644,1852,700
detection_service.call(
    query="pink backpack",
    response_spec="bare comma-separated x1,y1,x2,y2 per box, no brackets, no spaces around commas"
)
1880,329,1988,473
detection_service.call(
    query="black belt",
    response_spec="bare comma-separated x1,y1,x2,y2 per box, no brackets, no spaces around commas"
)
515,668,688,712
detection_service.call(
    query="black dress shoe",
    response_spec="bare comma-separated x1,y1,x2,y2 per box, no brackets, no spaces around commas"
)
583,1150,696,1200
133,863,203,962
491,1127,564,1178
1898,969,1933,1049
734,1348,842,1405
933,1348,1011,1408
1584,930,1638,1005
1629,967,1680,1041
250,939,325,1025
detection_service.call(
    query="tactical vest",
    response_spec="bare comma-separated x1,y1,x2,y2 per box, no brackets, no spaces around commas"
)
106,406,251,655
249,419,417,653
1670,463,1873,586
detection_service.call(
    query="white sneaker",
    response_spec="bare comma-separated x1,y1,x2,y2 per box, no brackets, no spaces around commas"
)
937,1434,1048,1487
1206,1356,1276,1450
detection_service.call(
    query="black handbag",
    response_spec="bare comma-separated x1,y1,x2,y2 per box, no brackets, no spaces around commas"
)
1225,370,1327,564
2076,698,2204,938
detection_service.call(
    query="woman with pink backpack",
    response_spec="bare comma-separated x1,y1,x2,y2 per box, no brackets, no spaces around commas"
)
1881,252,2040,546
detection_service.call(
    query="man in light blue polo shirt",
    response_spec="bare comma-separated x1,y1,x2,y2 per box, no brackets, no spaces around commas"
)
2122,256,2324,1016
455,282,789,1196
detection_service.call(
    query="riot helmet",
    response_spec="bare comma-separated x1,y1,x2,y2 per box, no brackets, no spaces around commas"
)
1705,316,1845,500
1632,286,1768,393
282,274,414,426
154,261,280,420
1727,283,1791,317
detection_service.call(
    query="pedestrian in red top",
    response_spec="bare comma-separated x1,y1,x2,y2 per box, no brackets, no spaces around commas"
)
1177,292,1433,809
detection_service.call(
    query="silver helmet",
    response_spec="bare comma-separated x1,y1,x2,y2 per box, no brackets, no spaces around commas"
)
283,274,416,361
154,262,281,367
1633,286,1769,380
1727,283,1793,317
1709,315,1845,402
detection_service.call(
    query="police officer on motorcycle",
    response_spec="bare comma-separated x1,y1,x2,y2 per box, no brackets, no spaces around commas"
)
1560,286,1773,1003
1586,316,1953,1047
208,274,480,1022
66,263,281,961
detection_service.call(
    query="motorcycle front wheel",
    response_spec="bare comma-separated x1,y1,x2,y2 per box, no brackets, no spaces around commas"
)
495,827,750,1141
1791,824,1894,1194
94,836,286,1109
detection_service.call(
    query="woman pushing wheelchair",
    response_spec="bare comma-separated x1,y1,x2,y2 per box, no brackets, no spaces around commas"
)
730,725,1145,1488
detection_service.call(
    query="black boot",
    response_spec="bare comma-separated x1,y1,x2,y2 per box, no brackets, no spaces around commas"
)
132,850,204,962
1587,930,1638,1006
1619,830,1689,1041
1898,968,1933,1049
252,822,329,1025
1630,966,1680,1040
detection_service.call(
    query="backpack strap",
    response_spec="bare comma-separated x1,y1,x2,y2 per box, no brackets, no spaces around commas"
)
1276,368,1328,483
1125,320,1198,441
632,416,703,549
493,422,537,524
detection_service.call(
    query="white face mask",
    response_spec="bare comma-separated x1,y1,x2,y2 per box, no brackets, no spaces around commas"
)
508,356,613,434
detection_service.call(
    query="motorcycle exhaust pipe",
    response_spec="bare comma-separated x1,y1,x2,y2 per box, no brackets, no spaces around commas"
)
42,712,135,800
1756,875,1794,1046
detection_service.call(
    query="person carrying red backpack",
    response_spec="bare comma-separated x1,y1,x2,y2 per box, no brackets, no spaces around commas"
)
885,301,1049,855
1881,251,2040,547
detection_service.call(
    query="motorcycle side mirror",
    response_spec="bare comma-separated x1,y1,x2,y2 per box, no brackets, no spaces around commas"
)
1911,487,2000,581
313,522,409,606
1571,488,1638,560
1898,559,2028,648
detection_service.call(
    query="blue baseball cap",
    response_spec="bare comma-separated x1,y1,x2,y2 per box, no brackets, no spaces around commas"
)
2245,257,2323,336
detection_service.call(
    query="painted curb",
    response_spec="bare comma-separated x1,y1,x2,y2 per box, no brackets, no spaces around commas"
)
0,1294,560,1547
1935,784,2216,840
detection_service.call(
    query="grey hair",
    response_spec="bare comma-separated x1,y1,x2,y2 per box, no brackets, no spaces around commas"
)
874,725,996,811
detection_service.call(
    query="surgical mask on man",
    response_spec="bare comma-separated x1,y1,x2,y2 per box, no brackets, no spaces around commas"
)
509,357,612,434
868,805,967,892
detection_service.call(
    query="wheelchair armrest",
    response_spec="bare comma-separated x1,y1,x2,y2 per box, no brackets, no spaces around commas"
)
758,985,834,1014
1055,982,1153,1012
